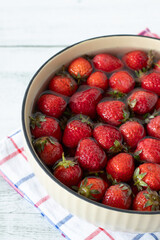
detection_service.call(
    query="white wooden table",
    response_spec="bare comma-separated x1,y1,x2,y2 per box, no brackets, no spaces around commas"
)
0,0,160,239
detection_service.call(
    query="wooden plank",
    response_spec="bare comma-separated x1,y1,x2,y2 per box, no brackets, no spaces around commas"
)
0,175,63,240
1,0,160,46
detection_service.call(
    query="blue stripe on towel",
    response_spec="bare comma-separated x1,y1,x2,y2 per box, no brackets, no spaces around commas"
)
150,233,159,240
56,214,73,228
9,129,21,138
15,173,35,187
132,234,144,240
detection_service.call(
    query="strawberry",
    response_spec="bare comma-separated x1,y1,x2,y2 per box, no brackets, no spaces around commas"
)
30,113,62,141
33,137,63,166
93,123,122,152
133,163,160,191
68,57,92,79
109,71,135,94
141,72,160,96
135,137,160,164
93,53,123,72
87,71,108,90
69,86,102,118
119,120,146,149
102,183,132,209
146,115,160,139
154,60,160,72
85,170,110,184
97,99,129,126
75,138,107,171
62,114,93,148
78,176,108,202
37,93,67,118
53,153,82,187
106,153,135,183
123,50,149,71
155,98,160,110
127,89,158,115
49,74,78,96
133,189,160,211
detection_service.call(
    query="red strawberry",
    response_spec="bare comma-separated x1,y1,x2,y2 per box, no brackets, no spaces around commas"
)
123,50,148,71
78,176,108,202
147,115,160,139
33,137,63,166
93,123,122,152
155,98,160,110
141,72,160,96
30,113,61,141
75,138,107,171
69,86,102,118
97,99,129,126
68,57,92,78
133,189,160,211
62,114,93,148
37,93,67,118
154,60,160,72
127,89,158,115
85,170,111,185
102,183,132,210
87,71,108,90
106,153,135,183
53,153,82,187
133,163,160,191
119,120,146,149
93,53,123,72
49,74,78,96
135,137,160,164
109,71,135,94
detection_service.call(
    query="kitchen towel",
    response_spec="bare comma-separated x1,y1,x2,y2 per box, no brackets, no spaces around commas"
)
0,29,160,240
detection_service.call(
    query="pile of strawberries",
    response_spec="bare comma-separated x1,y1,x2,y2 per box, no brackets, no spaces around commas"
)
30,50,160,211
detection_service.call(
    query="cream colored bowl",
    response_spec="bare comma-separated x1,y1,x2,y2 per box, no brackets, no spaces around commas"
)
22,35,160,233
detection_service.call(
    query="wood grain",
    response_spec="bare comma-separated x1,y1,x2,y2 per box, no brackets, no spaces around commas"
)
0,175,63,240
0,47,63,139
1,0,160,46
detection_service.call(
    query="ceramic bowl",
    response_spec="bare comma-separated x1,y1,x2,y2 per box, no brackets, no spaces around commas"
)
22,35,160,233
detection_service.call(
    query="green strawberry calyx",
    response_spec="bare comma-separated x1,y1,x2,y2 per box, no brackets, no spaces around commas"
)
119,183,132,197
87,170,104,177
29,114,46,129
108,90,126,99
54,152,77,170
78,177,100,200
107,173,117,185
143,188,160,211
135,50,154,78
144,110,160,124
79,114,93,128
135,69,146,78
121,109,130,123
155,63,160,68
133,150,142,161
108,140,124,154
128,98,137,109
147,50,154,70
71,72,87,85
33,136,56,154
133,167,148,191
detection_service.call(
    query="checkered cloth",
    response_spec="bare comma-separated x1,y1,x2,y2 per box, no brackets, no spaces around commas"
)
0,29,160,240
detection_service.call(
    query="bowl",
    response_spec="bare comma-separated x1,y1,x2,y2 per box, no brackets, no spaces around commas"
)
22,35,160,233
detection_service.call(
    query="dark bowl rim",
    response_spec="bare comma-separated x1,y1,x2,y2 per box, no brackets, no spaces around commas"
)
22,34,160,215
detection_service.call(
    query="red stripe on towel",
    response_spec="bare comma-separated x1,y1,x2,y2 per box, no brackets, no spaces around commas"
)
35,195,50,207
